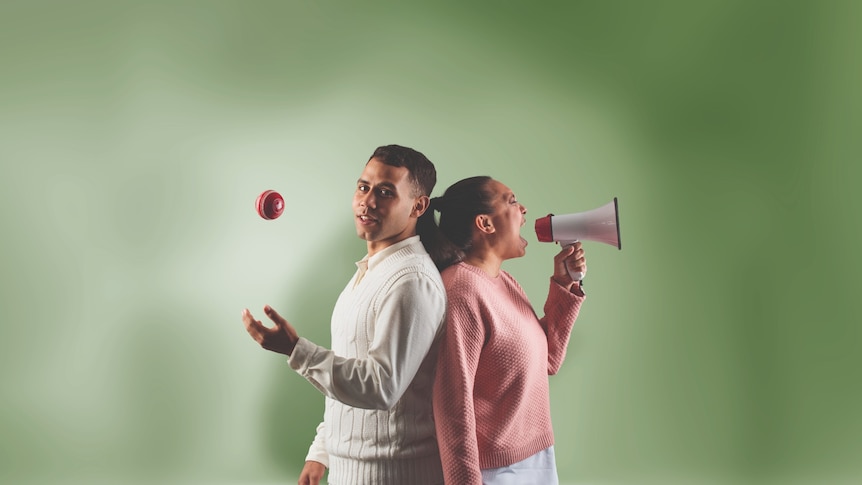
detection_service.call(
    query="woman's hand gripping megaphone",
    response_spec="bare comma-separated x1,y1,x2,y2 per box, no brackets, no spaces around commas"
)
553,240,587,287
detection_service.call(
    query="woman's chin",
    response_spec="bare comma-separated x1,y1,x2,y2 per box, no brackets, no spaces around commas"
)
517,243,528,258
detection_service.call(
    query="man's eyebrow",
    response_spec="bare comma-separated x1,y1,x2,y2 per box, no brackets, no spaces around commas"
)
356,179,398,190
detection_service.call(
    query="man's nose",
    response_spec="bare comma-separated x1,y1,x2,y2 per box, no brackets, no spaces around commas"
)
359,191,376,208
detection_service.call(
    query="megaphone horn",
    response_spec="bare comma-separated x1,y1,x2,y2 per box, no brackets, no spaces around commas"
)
534,197,621,280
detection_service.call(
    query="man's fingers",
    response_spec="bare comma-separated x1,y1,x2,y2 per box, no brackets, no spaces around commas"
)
242,309,269,342
298,461,326,485
241,309,257,330
264,305,289,329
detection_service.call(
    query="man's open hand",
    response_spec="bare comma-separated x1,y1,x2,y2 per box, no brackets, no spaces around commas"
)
242,305,299,355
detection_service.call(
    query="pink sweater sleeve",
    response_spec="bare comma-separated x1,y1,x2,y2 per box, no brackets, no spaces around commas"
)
539,278,585,375
433,279,485,485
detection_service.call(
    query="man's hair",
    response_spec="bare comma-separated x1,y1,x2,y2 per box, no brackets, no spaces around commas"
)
369,145,436,197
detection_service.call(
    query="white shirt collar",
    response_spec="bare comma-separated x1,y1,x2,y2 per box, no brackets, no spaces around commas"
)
354,236,420,286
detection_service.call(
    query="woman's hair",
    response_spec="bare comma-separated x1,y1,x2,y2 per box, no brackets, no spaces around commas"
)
426,176,496,270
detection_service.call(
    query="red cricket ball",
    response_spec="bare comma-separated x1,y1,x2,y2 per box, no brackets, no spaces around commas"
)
255,190,284,220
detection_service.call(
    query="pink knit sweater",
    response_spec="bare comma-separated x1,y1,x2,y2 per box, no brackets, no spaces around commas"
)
432,262,584,485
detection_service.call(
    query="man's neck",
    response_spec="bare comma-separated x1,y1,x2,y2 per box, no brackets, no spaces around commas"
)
366,233,418,258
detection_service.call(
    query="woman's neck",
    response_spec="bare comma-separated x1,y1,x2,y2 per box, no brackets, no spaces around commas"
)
461,252,503,278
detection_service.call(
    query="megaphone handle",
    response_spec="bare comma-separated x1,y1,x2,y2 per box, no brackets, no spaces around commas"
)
560,240,585,282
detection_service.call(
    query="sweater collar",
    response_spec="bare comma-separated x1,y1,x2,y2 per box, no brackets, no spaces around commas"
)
358,235,422,274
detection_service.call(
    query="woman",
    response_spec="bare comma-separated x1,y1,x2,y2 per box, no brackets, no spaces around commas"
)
429,176,586,485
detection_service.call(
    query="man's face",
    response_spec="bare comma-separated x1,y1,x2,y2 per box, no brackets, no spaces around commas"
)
353,158,427,256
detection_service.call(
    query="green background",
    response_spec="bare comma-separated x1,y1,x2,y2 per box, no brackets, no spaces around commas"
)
1,1,860,484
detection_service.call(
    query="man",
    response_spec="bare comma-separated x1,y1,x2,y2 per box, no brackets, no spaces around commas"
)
242,145,446,485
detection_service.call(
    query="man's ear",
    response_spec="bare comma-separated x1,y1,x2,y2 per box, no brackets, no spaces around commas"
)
474,214,495,234
412,195,430,218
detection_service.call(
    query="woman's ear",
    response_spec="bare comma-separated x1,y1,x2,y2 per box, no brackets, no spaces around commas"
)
474,214,495,234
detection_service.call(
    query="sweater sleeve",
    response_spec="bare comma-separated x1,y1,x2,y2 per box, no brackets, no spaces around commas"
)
433,281,486,485
304,420,328,467
540,277,585,375
288,272,445,410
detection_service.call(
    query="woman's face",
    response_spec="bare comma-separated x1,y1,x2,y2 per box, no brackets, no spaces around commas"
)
485,179,528,260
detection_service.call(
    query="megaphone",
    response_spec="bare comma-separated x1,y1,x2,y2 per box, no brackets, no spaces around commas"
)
534,197,621,281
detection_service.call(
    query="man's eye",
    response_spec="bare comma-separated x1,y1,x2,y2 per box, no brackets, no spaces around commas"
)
357,185,369,192
378,189,394,197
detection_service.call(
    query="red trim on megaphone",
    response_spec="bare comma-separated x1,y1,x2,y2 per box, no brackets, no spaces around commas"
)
535,214,554,242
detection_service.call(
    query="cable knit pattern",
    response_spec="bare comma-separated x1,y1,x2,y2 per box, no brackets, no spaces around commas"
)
288,237,446,485
433,262,584,485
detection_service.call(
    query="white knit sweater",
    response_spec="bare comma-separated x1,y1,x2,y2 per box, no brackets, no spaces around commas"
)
288,236,446,484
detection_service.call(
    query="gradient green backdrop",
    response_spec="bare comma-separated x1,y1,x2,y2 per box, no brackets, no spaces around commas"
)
1,1,860,484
